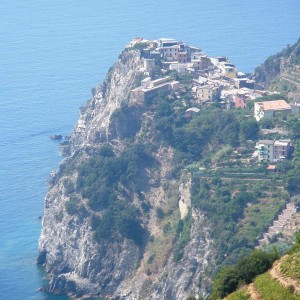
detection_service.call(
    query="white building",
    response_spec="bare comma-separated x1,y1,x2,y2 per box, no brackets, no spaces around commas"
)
254,100,291,121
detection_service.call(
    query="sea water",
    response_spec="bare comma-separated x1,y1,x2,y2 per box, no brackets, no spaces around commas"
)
0,0,299,299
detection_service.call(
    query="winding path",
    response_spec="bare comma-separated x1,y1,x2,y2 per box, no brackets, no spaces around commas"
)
247,283,262,300
269,256,300,294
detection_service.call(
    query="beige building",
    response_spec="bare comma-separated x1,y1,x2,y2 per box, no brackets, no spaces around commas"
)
196,84,220,102
169,63,189,74
224,66,237,78
178,51,188,63
130,77,179,103
159,45,179,61
254,100,291,121
192,56,212,71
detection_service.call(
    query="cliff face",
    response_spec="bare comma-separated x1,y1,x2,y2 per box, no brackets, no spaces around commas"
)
69,50,143,152
38,49,215,299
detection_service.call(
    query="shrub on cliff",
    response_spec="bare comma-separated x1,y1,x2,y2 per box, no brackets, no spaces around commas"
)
210,248,279,299
77,143,153,210
77,143,153,245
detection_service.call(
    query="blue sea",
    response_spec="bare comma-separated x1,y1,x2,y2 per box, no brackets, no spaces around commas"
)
0,0,299,299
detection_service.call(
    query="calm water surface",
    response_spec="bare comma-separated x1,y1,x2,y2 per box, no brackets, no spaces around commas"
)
0,1,299,299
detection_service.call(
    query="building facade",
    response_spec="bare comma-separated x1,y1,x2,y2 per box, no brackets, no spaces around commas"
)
254,100,291,121
256,139,292,162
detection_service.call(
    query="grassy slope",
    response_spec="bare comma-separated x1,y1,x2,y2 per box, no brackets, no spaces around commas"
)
281,253,300,281
254,273,300,300
224,289,250,300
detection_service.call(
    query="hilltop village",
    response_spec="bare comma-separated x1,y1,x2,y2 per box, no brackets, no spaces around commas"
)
128,37,268,108
127,38,300,165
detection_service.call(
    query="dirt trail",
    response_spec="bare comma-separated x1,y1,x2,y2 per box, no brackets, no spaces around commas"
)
269,255,300,294
247,283,262,300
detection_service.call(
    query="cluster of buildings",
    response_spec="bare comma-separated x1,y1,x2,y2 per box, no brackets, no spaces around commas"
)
128,38,299,165
127,37,273,108
129,37,208,71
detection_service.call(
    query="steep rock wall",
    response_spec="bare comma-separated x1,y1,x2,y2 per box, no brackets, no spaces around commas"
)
38,49,215,299
69,50,143,152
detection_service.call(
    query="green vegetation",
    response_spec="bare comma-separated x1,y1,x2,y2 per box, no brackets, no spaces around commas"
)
211,249,279,299
91,201,145,245
192,179,253,260
237,196,286,246
280,253,300,281
191,176,285,267
253,94,287,102
77,143,154,245
151,94,259,164
280,233,300,279
259,117,275,129
279,141,300,192
288,232,300,254
225,289,250,300
287,116,300,138
64,179,75,195
132,42,149,50
77,143,153,210
213,233,300,299
173,210,192,262
254,273,300,300
65,195,79,215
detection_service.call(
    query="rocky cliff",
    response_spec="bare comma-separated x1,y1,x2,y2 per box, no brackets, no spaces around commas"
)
38,48,215,299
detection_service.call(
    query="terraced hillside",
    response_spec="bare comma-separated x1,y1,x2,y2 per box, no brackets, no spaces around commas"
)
272,65,300,96
255,38,300,97
259,199,300,247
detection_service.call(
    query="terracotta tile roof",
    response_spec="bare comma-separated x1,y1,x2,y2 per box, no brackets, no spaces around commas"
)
256,100,291,111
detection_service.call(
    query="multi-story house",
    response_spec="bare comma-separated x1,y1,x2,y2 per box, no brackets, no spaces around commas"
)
256,139,292,162
257,140,275,162
274,140,292,161
196,84,220,102
254,100,291,121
